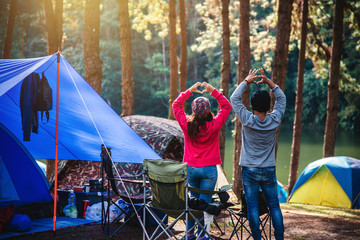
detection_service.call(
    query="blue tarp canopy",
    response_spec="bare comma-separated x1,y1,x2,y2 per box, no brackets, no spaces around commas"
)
0,53,160,163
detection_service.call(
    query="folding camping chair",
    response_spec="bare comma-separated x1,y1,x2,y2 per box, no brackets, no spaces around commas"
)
100,145,150,238
227,190,272,240
142,159,231,240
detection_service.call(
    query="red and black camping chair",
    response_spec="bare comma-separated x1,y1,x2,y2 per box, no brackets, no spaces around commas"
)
227,190,272,240
100,145,150,238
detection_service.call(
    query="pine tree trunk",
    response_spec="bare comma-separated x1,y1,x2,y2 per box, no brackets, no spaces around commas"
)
193,35,198,82
44,0,59,54
288,0,308,197
272,0,294,90
2,0,17,59
271,0,294,158
323,0,344,157
118,0,134,116
168,0,178,120
233,0,251,200
55,0,63,51
179,0,187,94
84,0,102,95
219,0,230,167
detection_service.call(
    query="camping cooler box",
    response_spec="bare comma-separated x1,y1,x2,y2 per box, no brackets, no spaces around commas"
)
57,189,103,218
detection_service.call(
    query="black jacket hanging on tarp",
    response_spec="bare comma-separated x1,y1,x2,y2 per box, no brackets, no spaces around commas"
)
20,73,40,141
34,73,53,123
20,72,53,141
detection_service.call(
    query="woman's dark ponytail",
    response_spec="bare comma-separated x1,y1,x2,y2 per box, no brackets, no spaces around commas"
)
187,112,214,141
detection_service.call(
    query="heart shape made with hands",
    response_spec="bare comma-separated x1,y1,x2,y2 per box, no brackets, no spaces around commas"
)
253,74,268,84
190,82,214,94
191,84,206,94
247,68,268,85
197,86,207,94
253,76,262,84
198,87,212,94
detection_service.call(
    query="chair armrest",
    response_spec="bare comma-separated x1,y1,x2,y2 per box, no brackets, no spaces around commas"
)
188,184,233,195
189,184,233,205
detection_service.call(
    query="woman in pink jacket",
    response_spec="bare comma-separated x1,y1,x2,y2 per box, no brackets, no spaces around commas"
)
172,82,231,240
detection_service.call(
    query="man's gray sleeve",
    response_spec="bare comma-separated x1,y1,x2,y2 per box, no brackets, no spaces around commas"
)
270,85,286,123
230,82,252,125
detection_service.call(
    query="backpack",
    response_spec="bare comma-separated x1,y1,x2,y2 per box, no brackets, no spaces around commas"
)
34,73,53,123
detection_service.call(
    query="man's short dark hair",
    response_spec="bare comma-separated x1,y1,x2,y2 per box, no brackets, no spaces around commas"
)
251,90,270,113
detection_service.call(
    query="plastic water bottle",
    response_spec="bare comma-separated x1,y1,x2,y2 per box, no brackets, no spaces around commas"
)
68,189,78,218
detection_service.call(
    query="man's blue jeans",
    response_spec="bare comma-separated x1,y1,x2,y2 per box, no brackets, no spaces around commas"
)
242,167,284,240
187,165,217,237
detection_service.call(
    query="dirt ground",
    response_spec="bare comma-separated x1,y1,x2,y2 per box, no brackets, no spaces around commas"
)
5,204,360,240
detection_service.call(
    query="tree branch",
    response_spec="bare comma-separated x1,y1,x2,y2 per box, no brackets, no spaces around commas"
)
344,1,360,29
308,16,331,62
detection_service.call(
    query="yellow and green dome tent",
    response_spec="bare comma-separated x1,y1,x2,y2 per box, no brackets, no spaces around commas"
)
289,156,360,209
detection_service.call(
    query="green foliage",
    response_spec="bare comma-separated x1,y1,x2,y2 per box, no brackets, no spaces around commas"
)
191,0,360,131
144,53,169,79
0,0,48,58
301,71,328,129
100,40,122,113
1,0,359,131
136,52,170,117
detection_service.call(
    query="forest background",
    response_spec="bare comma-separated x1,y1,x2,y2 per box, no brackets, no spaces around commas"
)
1,0,359,131
1,0,360,197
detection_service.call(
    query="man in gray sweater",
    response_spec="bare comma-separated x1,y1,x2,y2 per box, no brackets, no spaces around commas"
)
230,69,286,240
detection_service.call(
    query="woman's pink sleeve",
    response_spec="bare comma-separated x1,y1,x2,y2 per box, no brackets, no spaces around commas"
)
172,90,192,131
211,89,231,130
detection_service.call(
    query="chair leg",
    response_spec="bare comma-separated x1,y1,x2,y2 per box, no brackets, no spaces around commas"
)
150,214,172,239
187,212,215,240
227,209,253,240
259,214,271,240
242,216,253,240
109,207,137,238
101,194,112,237
181,218,198,237
145,205,180,240
212,217,225,235
228,210,240,239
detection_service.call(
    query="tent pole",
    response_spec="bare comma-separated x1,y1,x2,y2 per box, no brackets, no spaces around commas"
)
53,51,61,233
